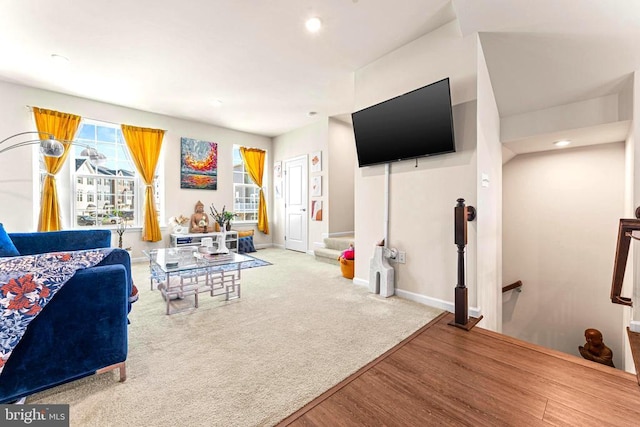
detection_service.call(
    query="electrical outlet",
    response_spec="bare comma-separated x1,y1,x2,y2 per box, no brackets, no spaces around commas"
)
398,251,406,264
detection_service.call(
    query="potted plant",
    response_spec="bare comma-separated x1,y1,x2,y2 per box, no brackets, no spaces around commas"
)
210,205,237,232
210,204,227,232
114,214,131,253
222,210,237,231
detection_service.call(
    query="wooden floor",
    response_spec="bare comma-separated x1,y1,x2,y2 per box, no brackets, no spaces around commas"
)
278,312,640,426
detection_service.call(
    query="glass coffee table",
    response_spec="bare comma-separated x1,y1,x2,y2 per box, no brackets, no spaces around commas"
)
143,247,252,315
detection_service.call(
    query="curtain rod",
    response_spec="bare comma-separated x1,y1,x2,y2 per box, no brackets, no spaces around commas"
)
25,105,167,131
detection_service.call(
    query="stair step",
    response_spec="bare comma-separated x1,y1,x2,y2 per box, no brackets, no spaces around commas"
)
314,247,341,265
323,236,354,251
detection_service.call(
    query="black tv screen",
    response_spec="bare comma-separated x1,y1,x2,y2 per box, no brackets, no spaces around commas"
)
351,77,455,167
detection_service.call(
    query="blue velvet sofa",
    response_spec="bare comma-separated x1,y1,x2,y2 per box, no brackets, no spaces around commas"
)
0,229,132,403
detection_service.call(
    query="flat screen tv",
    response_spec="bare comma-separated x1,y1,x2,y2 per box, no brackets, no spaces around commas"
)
351,77,455,167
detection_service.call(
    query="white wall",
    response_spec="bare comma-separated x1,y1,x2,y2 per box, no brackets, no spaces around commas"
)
476,36,502,331
352,20,479,312
354,101,478,303
328,118,356,235
629,70,640,373
632,71,640,317
0,80,272,258
272,119,329,251
501,95,621,143
502,142,625,367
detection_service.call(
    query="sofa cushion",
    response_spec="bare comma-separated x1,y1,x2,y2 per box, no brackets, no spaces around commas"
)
9,229,111,256
238,236,256,254
237,229,254,237
0,223,19,257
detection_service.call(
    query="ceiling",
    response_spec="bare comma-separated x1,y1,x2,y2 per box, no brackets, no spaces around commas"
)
1,0,639,139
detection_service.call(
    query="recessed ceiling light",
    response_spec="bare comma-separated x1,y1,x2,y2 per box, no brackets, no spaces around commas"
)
51,54,69,64
211,99,223,107
305,17,322,33
554,140,571,147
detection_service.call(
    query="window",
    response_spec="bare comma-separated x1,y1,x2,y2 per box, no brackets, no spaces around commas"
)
232,145,261,222
39,119,163,228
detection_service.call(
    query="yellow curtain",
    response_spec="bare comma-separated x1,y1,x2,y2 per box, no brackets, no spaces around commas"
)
240,147,269,234
121,124,165,242
33,107,82,232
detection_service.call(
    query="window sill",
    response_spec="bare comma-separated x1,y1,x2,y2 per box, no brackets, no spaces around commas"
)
232,221,258,226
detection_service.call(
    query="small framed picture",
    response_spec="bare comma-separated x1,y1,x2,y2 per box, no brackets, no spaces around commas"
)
310,151,322,173
274,161,283,199
274,161,282,179
311,176,322,197
311,200,323,221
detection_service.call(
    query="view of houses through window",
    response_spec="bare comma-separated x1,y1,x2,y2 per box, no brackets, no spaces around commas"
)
39,119,161,228
232,145,261,222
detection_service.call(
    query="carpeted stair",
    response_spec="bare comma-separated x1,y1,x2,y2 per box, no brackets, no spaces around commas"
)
314,236,354,265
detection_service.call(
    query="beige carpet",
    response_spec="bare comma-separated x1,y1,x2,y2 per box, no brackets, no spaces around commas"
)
28,248,442,426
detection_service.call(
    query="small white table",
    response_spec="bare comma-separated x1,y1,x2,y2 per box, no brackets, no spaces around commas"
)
143,247,251,315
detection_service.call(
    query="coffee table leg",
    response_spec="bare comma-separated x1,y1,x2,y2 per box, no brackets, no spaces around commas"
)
237,266,241,298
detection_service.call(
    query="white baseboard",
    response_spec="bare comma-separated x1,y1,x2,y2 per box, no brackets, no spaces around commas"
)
353,277,368,287
256,243,276,249
307,250,315,256
631,321,640,333
352,277,482,317
396,288,482,318
314,241,326,248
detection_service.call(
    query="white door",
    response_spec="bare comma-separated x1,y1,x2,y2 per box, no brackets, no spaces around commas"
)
284,155,308,252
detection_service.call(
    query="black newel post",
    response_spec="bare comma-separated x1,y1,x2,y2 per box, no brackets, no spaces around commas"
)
449,198,482,330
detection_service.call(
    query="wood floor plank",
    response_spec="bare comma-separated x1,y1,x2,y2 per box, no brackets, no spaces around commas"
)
424,317,640,400
628,328,640,386
278,312,640,426
371,361,548,426
543,399,634,427
406,336,640,425
432,315,637,382
387,341,549,419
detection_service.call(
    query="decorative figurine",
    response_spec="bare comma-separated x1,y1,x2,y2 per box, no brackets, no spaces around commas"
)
579,328,615,368
190,200,211,233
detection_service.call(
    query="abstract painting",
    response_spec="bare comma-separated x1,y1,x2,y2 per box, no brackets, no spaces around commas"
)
180,137,217,190
311,200,323,221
